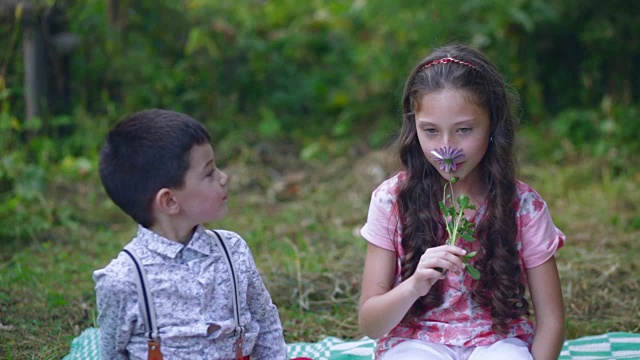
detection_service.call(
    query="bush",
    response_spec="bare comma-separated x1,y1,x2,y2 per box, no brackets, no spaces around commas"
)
1,0,639,241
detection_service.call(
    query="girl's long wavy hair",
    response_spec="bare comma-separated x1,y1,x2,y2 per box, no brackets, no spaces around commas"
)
397,44,529,333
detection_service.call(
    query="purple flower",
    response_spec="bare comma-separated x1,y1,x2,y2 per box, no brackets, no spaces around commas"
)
430,146,465,173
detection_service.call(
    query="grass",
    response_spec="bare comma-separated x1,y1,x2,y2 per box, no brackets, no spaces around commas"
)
520,161,640,338
1,137,639,359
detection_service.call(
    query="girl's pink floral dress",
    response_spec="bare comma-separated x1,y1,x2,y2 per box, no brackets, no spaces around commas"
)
360,172,565,358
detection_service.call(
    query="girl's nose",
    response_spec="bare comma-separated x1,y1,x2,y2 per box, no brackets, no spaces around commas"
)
220,170,229,186
442,133,452,146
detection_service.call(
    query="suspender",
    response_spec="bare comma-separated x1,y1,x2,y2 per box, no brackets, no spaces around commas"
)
123,230,245,360
206,230,245,360
121,248,163,360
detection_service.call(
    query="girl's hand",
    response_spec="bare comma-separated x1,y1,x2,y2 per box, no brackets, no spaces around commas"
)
408,245,467,297
359,244,465,339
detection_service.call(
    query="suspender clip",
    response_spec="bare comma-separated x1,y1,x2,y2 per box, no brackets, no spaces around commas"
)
147,339,163,360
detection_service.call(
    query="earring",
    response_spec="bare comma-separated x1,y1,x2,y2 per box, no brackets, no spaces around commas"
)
490,135,494,142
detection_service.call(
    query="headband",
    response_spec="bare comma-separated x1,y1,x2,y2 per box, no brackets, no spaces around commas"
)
417,57,479,73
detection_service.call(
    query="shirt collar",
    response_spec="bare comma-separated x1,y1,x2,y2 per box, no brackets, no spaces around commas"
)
135,225,213,258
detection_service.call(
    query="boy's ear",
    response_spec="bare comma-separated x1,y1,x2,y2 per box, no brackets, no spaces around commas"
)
154,188,180,215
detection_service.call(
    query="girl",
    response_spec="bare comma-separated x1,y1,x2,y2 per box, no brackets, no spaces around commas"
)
358,44,565,360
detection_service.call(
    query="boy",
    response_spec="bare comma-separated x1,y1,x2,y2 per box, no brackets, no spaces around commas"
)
93,109,288,359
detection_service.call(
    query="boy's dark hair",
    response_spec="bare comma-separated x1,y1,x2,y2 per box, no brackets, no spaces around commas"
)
99,109,211,228
396,44,528,333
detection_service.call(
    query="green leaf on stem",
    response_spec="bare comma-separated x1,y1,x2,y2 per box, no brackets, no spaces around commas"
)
465,263,481,280
463,251,477,260
457,195,469,208
461,233,476,242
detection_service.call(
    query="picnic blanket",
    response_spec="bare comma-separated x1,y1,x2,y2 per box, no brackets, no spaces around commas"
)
64,328,640,359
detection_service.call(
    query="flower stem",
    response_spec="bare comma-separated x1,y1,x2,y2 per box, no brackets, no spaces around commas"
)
443,178,463,246
451,205,465,246
442,180,453,241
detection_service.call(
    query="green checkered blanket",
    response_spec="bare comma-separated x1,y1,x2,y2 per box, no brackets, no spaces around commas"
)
64,328,640,359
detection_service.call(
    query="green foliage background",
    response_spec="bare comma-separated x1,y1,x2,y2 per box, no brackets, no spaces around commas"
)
1,0,639,295
2,0,639,241
0,0,637,256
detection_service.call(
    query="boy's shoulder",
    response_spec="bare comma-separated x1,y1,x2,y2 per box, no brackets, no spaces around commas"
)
206,228,248,250
208,229,258,267
207,228,242,241
92,228,252,284
92,248,139,293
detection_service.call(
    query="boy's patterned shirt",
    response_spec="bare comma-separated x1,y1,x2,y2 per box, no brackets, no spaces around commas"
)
93,225,287,360
360,172,565,357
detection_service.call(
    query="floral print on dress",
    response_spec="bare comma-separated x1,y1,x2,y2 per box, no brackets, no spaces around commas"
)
362,172,565,358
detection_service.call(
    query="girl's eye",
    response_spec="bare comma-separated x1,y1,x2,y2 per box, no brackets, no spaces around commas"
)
423,128,437,134
458,127,472,133
206,169,215,178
